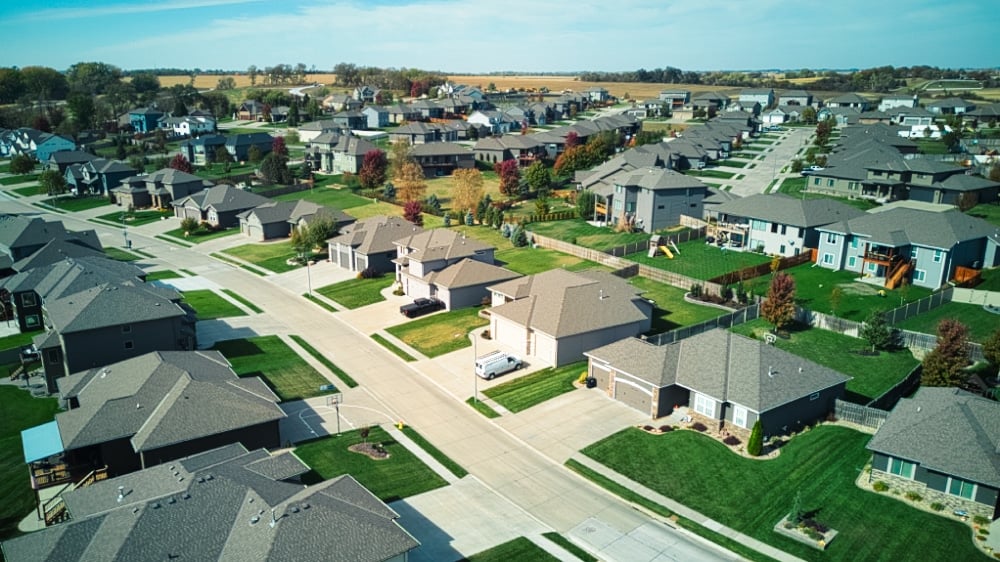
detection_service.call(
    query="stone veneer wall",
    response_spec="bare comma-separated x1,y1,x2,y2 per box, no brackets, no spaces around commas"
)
871,469,992,520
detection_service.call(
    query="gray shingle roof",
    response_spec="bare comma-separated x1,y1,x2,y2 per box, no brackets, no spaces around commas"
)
586,329,850,413
44,282,186,334
409,141,471,157
1,445,419,562
55,350,284,451
867,387,1000,487
328,215,423,255
817,208,998,249
3,256,144,301
394,228,491,263
713,193,866,228
173,184,270,213
607,166,708,191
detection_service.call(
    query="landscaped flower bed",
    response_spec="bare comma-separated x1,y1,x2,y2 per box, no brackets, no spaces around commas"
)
773,513,837,550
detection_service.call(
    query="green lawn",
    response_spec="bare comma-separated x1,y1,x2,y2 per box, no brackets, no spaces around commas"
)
0,173,39,185
221,289,262,313
317,275,394,309
0,386,60,541
293,426,448,503
967,202,1000,228
915,139,949,155
629,276,724,334
777,178,879,211
163,227,240,244
495,247,592,275
0,329,43,351
483,361,586,413
731,319,919,402
978,267,1000,292
194,163,257,180
582,425,984,562
10,185,40,197
103,247,142,261
274,186,378,210
211,336,334,401
541,533,597,562
686,169,738,179
465,538,559,562
144,270,182,281
41,196,110,212
386,307,488,358
627,239,772,281
526,219,652,252
370,333,416,362
467,397,501,418
400,425,468,479
896,301,1000,343
771,262,933,321
303,293,338,313
222,241,299,273
182,289,246,320
94,209,172,227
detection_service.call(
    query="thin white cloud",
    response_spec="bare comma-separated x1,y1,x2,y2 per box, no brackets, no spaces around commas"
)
15,0,265,22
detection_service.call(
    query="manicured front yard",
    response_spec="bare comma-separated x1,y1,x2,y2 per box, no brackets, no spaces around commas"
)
222,241,298,273
386,307,489,358
777,178,878,211
896,301,1000,343
103,247,142,261
163,226,240,244
316,275,394,309
582,425,984,562
627,239,772,281
182,289,246,320
769,262,933,321
293,426,448,502
0,173,39,185
0,386,60,541
465,538,559,562
731,319,919,402
41,196,110,212
0,329,43,351
628,276,724,333
211,336,334,401
483,361,586,413
95,208,172,227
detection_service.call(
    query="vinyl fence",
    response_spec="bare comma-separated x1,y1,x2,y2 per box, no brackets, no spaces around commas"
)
881,287,954,325
834,399,888,430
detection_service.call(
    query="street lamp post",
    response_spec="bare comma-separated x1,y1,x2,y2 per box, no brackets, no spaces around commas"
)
121,213,128,249
464,332,479,403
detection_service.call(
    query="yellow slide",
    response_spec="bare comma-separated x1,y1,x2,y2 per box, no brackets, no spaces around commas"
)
659,246,674,259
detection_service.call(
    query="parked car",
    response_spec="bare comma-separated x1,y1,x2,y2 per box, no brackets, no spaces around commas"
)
800,165,825,176
399,297,444,318
475,351,523,380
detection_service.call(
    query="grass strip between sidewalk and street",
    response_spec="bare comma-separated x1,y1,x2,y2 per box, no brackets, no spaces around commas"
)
465,397,500,418
370,333,416,362
540,532,598,562
400,425,468,479
289,335,357,388
210,253,268,276
465,537,559,561
303,293,338,313
156,234,194,247
221,289,263,313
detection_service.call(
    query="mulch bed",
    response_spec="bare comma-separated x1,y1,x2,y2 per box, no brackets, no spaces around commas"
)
349,442,390,460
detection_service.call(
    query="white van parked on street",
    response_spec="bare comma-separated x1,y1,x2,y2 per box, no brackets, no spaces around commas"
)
474,351,523,380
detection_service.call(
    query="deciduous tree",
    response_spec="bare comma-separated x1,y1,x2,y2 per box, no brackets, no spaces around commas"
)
169,154,193,174
983,328,1000,375
575,190,595,219
358,149,388,189
524,160,550,196
859,309,893,352
260,153,291,185
272,136,288,159
451,168,483,215
921,319,971,387
395,161,426,202
760,272,796,331
9,154,34,175
403,200,423,226
247,145,263,164
495,159,520,196
39,169,67,196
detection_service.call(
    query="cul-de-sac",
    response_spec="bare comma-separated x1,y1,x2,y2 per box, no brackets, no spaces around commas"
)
0,2,998,561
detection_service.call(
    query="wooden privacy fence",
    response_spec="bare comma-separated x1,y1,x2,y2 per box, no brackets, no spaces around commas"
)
709,251,812,285
605,226,707,257
834,399,888,430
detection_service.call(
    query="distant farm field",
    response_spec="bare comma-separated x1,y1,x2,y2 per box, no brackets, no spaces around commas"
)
150,73,340,90
445,75,742,100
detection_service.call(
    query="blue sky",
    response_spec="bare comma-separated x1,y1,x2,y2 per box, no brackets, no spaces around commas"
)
1,0,996,72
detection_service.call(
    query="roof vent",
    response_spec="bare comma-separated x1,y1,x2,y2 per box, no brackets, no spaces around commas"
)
798,367,803,373
250,515,260,525
182,493,190,500
168,497,176,504
152,502,161,509
205,474,213,481
767,366,776,378
117,486,125,502
290,506,299,514
302,503,310,510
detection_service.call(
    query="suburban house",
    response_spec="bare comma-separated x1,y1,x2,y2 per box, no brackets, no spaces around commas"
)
34,281,197,392
172,184,270,228
47,151,95,174
65,158,137,196
235,100,267,121
866,387,999,521
879,94,919,112
385,103,422,124
486,269,654,367
305,133,377,175
815,207,1000,290
926,97,975,115
472,135,545,167
738,88,775,111
179,134,228,166
297,119,342,143
362,105,389,129
467,110,516,135
586,87,611,103
816,106,861,126
322,93,361,112
1,255,143,334
409,142,475,177
225,132,274,162
710,193,866,256
825,93,872,111
779,90,813,107
353,84,381,102
330,110,367,130
691,92,730,114
158,115,216,136
2,444,419,561
410,99,444,119
237,200,354,242
328,215,424,274
586,166,708,233
112,168,214,209
0,215,102,274
658,90,691,109
584,329,850,433
20,350,284,497
388,122,451,145
761,106,802,126
129,107,163,133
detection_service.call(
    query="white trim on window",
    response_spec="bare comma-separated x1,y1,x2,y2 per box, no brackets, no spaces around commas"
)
693,393,714,417
732,405,748,429
822,253,834,265
888,456,916,479
946,476,976,500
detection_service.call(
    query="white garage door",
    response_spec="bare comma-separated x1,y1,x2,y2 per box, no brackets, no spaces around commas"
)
492,316,527,356
533,332,557,367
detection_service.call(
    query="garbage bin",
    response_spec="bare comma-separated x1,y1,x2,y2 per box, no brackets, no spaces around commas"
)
585,377,597,389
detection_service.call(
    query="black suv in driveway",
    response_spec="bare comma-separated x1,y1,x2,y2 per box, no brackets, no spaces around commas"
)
399,297,444,318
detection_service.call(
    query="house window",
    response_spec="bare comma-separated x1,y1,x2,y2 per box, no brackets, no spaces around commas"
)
751,220,767,231
47,349,60,363
732,406,748,429
850,238,859,249
889,457,916,479
910,247,918,259
26,315,40,327
779,245,786,254
693,393,714,417
826,233,838,244
810,392,820,401
122,325,132,334
124,340,134,350
947,477,976,500
932,250,943,263
813,178,821,186
657,205,665,210
21,293,36,307
827,179,835,187
822,253,834,265
770,223,779,233
780,225,787,235
914,269,926,282
847,256,857,268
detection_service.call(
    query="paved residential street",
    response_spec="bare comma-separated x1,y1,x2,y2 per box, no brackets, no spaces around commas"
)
0,191,743,561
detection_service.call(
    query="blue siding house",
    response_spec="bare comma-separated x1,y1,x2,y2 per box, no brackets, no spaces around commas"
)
34,134,76,163
129,107,164,134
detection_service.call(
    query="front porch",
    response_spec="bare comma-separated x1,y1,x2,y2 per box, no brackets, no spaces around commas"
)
861,246,913,289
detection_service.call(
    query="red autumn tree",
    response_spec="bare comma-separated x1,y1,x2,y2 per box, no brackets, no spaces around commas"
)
494,159,520,196
921,318,971,387
169,154,193,174
272,136,288,159
403,200,423,226
760,272,796,331
564,131,580,149
358,149,388,189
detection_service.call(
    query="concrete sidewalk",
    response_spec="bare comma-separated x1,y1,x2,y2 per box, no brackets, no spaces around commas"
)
569,454,807,562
